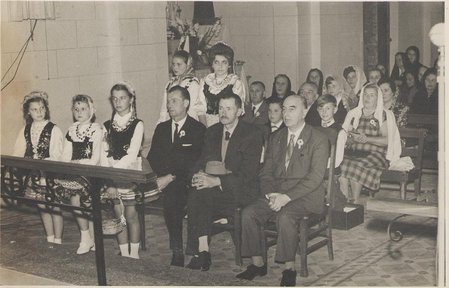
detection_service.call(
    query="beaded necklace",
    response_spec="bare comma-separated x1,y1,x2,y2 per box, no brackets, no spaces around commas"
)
75,123,93,140
111,113,136,132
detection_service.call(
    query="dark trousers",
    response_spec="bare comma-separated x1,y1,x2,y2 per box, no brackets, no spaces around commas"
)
241,198,311,263
162,179,188,252
185,187,236,255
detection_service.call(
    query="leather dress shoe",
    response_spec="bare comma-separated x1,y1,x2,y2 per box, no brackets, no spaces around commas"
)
185,251,211,271
280,269,297,286
170,253,185,267
236,264,267,280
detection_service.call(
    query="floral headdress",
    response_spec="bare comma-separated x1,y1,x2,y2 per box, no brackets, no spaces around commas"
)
23,91,49,105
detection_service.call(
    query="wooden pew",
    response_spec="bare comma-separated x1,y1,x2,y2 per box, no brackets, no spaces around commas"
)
406,113,438,171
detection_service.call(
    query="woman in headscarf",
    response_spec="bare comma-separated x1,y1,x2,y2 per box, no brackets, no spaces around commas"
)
339,84,401,203
158,50,206,125
343,65,367,98
410,68,438,115
325,75,357,124
198,42,245,127
390,52,408,88
405,46,424,76
266,74,294,102
306,68,325,96
399,70,420,106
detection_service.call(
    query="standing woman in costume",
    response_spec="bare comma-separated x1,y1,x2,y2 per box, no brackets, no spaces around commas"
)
59,94,103,254
101,81,144,259
158,50,206,126
198,42,246,127
13,91,64,245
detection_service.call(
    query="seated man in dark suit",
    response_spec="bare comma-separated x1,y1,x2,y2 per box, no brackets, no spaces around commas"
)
185,92,263,271
237,94,329,286
241,81,269,129
302,81,321,126
147,86,206,267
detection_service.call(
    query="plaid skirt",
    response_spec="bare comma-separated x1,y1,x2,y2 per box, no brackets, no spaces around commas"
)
340,114,388,190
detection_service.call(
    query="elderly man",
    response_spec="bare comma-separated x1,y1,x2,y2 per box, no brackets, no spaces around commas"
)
185,92,263,271
147,86,206,267
300,81,320,127
237,94,329,286
241,81,269,128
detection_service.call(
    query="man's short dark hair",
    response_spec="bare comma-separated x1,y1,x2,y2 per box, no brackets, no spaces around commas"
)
316,94,337,108
220,92,242,109
168,85,191,102
250,81,265,91
266,96,283,107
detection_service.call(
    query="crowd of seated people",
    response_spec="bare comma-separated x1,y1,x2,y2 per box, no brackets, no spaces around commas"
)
11,42,440,286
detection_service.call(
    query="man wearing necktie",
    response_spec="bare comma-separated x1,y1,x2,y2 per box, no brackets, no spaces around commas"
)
237,94,329,286
185,92,263,271
241,81,269,128
147,86,206,267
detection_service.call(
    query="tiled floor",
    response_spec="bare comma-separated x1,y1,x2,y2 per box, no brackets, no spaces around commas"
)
0,174,438,286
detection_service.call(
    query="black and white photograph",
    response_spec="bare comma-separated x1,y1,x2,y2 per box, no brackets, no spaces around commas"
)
0,0,446,286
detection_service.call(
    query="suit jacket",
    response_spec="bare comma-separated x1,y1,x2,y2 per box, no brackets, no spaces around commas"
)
260,124,329,214
147,116,206,185
305,101,321,127
241,101,269,127
263,121,285,144
192,120,263,207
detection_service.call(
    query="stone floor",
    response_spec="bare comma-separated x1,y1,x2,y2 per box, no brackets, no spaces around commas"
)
0,174,438,286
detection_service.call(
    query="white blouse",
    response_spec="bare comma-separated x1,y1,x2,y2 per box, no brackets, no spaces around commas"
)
61,122,103,165
100,112,144,170
13,120,63,161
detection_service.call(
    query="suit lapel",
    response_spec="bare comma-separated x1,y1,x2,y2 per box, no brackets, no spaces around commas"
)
274,128,288,176
286,124,312,173
224,121,241,163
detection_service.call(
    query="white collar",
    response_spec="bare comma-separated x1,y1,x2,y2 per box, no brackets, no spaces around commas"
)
252,101,263,113
172,115,188,130
287,122,306,144
271,120,283,128
321,118,335,128
224,119,239,138
114,111,133,126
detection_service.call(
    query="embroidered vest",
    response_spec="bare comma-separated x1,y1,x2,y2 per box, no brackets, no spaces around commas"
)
203,84,235,115
24,122,55,159
66,133,93,161
104,118,141,160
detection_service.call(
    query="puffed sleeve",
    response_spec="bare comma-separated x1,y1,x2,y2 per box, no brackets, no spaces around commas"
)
12,126,26,157
79,124,103,166
48,125,64,161
196,78,207,116
232,78,246,110
61,134,73,162
184,78,205,121
100,124,110,167
113,121,144,169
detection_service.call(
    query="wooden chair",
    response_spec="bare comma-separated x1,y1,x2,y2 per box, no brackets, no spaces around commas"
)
406,114,438,171
211,207,243,266
379,127,426,200
259,129,337,277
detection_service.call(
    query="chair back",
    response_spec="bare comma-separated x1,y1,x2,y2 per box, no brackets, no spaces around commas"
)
398,127,427,171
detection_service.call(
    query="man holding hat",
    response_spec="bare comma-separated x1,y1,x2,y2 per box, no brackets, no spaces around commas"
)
185,92,263,271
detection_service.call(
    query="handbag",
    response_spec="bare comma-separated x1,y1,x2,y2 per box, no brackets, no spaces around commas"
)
102,197,127,235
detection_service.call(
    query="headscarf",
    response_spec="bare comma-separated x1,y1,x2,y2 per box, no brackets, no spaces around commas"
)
72,94,96,123
306,68,324,96
342,84,401,162
270,74,293,99
343,65,367,96
167,51,196,91
325,75,358,110
342,84,384,131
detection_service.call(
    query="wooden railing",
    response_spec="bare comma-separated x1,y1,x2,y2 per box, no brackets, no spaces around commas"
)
1,155,156,286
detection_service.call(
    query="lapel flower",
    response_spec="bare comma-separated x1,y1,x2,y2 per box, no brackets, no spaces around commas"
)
179,130,186,138
297,139,304,149
369,119,376,126
255,111,260,118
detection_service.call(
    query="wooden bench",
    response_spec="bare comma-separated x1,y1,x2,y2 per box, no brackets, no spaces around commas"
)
406,113,438,171
378,127,426,200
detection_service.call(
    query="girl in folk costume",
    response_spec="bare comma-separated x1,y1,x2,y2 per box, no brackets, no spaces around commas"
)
101,81,144,259
59,94,103,254
198,42,246,127
158,50,207,126
13,91,64,244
